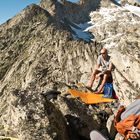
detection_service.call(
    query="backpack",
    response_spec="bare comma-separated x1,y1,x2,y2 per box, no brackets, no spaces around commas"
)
103,83,113,98
114,106,140,140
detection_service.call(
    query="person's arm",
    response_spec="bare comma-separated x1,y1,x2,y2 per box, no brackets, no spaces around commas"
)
101,62,113,75
108,62,113,72
94,74,107,94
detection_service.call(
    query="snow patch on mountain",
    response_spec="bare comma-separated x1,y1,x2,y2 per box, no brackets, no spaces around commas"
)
71,22,94,42
70,0,140,42
115,0,121,4
124,4,140,17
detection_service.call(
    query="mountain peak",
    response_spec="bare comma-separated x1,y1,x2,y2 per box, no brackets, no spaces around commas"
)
0,4,52,29
39,0,101,23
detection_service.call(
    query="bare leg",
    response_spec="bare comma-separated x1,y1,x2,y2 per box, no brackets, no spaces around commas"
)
95,72,112,94
97,74,108,93
87,69,101,88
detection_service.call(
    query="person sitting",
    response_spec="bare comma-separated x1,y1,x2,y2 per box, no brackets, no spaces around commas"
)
86,47,113,94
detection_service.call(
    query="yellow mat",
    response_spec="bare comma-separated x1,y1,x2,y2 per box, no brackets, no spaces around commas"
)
68,89,114,104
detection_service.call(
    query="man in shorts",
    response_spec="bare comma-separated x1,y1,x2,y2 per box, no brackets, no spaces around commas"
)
87,48,113,94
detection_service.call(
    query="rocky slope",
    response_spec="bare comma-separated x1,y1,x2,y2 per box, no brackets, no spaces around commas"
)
89,1,140,105
0,0,140,140
0,1,100,140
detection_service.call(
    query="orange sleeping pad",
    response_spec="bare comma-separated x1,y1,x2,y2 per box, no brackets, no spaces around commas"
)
68,89,114,104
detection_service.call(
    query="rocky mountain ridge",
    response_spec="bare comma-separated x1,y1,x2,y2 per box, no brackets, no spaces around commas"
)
40,0,101,23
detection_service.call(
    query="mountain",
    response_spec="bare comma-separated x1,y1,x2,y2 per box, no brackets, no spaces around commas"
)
89,1,140,104
0,0,140,140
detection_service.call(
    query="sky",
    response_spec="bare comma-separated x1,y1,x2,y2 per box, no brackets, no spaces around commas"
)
0,0,140,25
0,0,79,25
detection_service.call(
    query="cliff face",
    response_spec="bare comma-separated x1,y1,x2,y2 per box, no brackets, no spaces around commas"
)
0,0,140,140
89,3,140,104
0,2,99,140
40,0,101,23
0,3,98,93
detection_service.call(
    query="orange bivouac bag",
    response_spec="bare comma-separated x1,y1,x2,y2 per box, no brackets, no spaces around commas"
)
114,106,140,140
